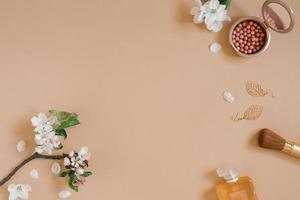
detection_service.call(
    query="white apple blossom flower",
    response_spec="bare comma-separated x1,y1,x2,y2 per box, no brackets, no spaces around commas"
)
31,113,61,155
8,184,31,200
31,113,56,133
190,0,231,32
34,131,61,155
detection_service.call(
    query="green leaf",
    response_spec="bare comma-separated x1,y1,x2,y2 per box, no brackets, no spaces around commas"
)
57,111,72,121
82,171,92,177
68,170,75,176
59,171,68,177
219,0,231,8
58,116,80,129
68,176,79,192
49,110,78,121
55,129,67,139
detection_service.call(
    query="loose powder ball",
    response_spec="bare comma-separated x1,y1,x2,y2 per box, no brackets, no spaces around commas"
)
232,20,267,55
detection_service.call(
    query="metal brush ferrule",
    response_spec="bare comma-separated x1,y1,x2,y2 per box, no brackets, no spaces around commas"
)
282,141,300,158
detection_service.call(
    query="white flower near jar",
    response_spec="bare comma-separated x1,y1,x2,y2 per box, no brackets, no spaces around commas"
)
190,0,231,32
8,184,31,200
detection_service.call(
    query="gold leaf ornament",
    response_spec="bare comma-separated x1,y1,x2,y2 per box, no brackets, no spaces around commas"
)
245,80,274,97
231,105,264,121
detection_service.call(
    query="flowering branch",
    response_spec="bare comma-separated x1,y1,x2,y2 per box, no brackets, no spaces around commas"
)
0,152,64,186
3,110,92,199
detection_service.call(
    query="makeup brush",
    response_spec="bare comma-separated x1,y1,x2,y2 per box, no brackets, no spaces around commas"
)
258,128,300,158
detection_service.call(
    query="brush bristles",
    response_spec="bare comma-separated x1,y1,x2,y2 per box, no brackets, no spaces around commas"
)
258,129,286,151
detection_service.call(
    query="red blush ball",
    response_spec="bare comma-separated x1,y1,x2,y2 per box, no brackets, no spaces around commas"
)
232,20,267,55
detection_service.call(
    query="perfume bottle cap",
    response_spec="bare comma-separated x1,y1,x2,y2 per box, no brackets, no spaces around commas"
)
216,166,239,183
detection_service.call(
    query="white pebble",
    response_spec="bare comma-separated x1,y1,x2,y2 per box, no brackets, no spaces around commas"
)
16,140,26,152
51,162,61,175
59,190,71,199
210,42,222,53
223,91,235,103
30,169,39,179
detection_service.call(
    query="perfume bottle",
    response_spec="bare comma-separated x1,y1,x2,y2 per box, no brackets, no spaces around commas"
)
215,166,258,200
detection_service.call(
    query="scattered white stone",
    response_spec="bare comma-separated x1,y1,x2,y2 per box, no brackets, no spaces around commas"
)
59,190,71,199
16,140,26,152
210,42,222,53
30,169,39,179
51,162,61,175
223,91,235,103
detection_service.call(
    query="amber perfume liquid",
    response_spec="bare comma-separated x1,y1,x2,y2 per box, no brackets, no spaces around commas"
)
215,176,257,200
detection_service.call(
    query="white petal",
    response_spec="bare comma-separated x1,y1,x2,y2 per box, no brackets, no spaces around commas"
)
211,21,223,32
206,20,223,32
201,4,211,13
59,190,71,199
30,169,39,179
51,162,61,175
210,42,222,53
205,13,217,27
16,140,26,152
79,146,88,156
31,116,40,127
8,192,18,200
18,191,29,199
21,184,32,192
44,124,53,132
85,152,91,160
8,184,16,192
38,113,47,122
209,0,220,9
223,91,235,103
190,7,199,15
193,12,205,24
215,6,227,21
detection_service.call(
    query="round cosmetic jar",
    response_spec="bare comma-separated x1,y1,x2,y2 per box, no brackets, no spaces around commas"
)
229,0,295,57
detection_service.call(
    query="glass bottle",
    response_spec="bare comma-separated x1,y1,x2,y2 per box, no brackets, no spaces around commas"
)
215,166,258,200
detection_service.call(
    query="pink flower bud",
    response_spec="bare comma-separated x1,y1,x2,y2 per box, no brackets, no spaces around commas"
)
64,157,71,166
76,167,84,175
69,151,75,157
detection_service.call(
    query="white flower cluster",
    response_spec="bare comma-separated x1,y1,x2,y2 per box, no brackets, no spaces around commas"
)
31,113,60,155
64,147,91,176
190,0,231,32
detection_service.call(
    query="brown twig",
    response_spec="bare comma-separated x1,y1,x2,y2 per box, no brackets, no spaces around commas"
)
0,152,64,186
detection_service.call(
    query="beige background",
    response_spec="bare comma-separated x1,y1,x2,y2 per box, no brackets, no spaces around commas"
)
0,0,299,199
